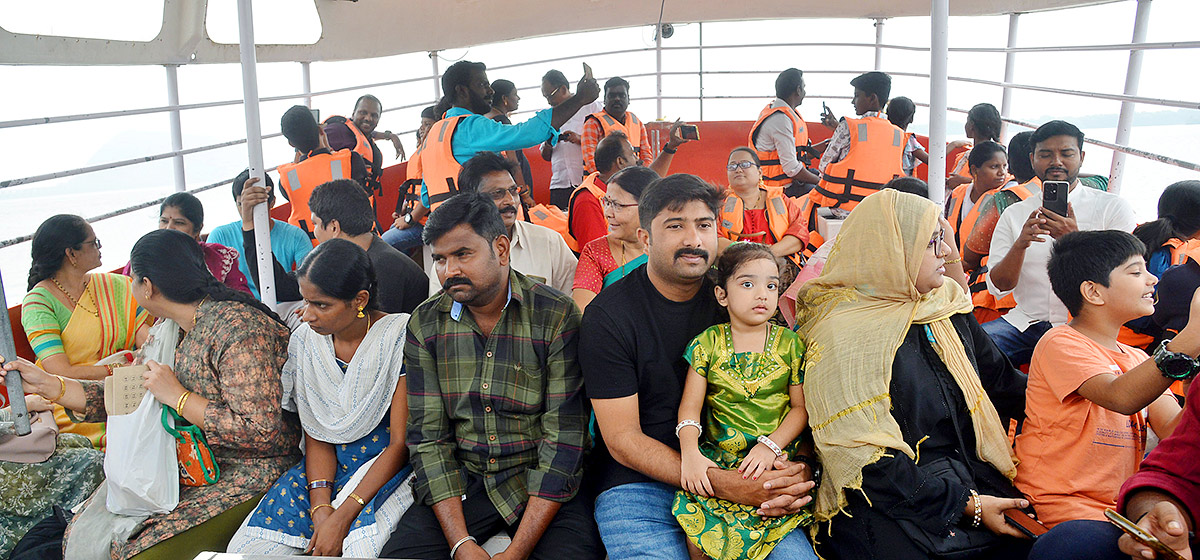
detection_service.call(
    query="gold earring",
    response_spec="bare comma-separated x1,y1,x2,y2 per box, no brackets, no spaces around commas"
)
357,306,365,318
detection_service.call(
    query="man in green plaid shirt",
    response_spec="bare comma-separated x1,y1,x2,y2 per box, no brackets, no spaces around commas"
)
382,187,602,559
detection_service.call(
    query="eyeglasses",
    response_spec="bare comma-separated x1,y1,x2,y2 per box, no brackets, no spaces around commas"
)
726,161,758,171
542,85,564,100
601,197,638,210
486,186,521,201
928,229,945,249
80,238,102,250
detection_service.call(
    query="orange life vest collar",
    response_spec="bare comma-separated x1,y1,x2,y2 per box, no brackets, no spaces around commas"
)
420,114,469,211
587,110,643,153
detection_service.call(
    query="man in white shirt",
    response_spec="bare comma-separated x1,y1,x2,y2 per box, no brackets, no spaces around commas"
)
984,120,1137,364
426,151,578,295
541,69,604,210
750,68,823,197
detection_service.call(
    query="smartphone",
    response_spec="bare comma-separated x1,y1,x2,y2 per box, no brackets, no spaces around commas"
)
1106,509,1186,560
822,102,832,118
1042,180,1070,217
1004,510,1048,539
680,124,700,141
583,62,593,78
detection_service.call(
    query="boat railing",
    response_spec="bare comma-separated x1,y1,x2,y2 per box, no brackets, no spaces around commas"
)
3,17,1199,251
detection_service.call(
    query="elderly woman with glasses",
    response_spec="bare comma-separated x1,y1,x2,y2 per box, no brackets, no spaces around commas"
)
716,147,809,268
571,166,660,311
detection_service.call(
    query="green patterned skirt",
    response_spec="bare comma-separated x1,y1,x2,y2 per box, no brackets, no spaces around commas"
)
0,433,105,558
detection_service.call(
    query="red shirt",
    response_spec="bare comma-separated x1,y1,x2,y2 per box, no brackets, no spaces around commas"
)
569,177,609,248
1119,374,1200,528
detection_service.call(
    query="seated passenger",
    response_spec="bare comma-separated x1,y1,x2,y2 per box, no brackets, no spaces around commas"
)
324,94,406,194
750,68,823,196
797,189,1031,560
945,142,1014,255
886,96,929,177
984,120,1137,365
1133,180,1200,276
1008,130,1108,192
277,105,369,241
206,169,312,300
945,103,1003,192
4,228,301,559
540,69,604,210
716,147,808,267
423,152,577,295
1014,231,1183,551
21,214,150,447
383,105,439,254
571,165,658,311
381,192,603,560
122,192,250,294
812,71,905,213
229,239,414,557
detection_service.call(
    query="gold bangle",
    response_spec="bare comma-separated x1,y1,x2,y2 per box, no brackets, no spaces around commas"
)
944,257,963,265
348,493,366,506
309,503,335,516
49,375,66,403
176,390,191,413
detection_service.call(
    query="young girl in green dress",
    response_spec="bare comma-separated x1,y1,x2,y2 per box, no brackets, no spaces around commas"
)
674,242,816,560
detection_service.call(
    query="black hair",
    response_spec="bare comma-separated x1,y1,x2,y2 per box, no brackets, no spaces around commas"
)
28,214,90,291
967,103,1002,142
542,69,569,88
354,94,382,112
887,97,916,129
457,151,518,193
130,229,284,325
491,79,516,108
296,238,379,311
1048,230,1146,316
638,174,723,232
850,71,891,107
604,76,630,94
281,104,322,153
594,131,630,173
728,146,762,166
883,177,929,198
232,169,276,201
608,166,659,201
967,141,1008,174
439,60,487,111
422,191,508,247
1007,131,1036,183
774,68,804,100
715,241,782,293
1133,180,1200,258
160,192,205,233
420,105,438,120
1031,120,1085,153
309,179,375,236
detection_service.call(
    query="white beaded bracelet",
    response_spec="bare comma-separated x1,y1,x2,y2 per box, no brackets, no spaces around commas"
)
451,535,477,559
757,435,785,457
675,419,702,438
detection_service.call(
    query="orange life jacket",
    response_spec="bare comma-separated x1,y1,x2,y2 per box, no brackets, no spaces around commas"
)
586,110,643,171
960,181,1036,322
278,149,353,242
950,146,972,179
527,204,578,253
811,115,906,210
420,115,469,211
720,186,802,265
749,104,809,188
797,195,825,260
567,172,607,241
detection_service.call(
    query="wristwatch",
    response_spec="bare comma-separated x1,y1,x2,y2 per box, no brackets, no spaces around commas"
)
402,213,413,225
1153,339,1200,380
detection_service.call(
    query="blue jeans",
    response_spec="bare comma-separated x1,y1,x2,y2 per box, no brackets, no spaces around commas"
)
981,317,1053,366
1028,519,1125,560
381,223,424,253
594,482,817,560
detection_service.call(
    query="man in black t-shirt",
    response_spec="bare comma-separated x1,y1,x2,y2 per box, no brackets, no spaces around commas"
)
579,174,817,559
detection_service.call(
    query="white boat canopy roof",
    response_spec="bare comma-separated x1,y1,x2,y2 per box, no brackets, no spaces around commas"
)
1,0,1117,66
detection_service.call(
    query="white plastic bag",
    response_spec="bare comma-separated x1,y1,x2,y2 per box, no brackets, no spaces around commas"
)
104,391,179,515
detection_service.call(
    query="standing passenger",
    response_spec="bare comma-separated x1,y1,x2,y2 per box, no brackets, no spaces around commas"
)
540,69,604,210
750,68,823,196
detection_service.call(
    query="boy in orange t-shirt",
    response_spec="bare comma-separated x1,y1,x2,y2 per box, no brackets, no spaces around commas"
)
1015,230,1200,559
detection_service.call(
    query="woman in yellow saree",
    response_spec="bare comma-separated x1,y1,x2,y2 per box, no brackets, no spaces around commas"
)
20,214,150,448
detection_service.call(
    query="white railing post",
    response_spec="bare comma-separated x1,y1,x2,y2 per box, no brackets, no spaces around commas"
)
1000,13,1020,139
301,61,312,108
698,22,705,121
164,65,186,192
656,26,664,120
430,51,441,103
874,18,885,71
929,0,949,205
236,0,277,311
1109,0,1152,196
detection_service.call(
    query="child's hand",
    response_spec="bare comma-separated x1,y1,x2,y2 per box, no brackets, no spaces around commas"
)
681,449,719,497
739,443,783,481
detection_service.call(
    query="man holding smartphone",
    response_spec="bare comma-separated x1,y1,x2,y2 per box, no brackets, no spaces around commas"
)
984,120,1137,365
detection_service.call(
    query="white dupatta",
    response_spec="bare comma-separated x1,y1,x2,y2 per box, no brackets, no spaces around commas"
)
281,313,408,444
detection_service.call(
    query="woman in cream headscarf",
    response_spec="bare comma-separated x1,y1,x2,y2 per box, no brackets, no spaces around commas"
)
797,189,1031,559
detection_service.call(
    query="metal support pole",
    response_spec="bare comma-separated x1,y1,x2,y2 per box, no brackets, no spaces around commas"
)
164,65,186,192
656,26,664,120
698,22,704,122
929,0,950,205
0,271,32,436
874,19,885,71
999,13,1020,139
236,0,277,310
300,61,312,108
1109,0,1152,195
430,51,441,103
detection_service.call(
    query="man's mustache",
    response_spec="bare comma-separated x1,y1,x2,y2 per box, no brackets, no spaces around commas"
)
499,204,518,215
442,277,473,291
674,248,709,261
